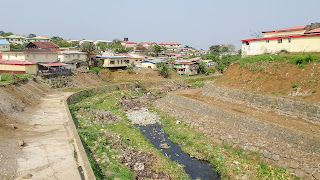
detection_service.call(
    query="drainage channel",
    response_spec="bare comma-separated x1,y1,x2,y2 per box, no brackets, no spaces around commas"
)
135,123,219,180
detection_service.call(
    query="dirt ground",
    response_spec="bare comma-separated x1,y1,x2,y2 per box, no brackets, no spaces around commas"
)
174,89,320,138
0,81,80,180
215,62,320,102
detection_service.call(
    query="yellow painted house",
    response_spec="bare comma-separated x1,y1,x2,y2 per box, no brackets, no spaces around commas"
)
242,23,320,57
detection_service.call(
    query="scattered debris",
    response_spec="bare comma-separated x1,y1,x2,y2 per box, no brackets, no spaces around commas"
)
160,143,170,149
176,120,181,124
126,108,159,125
94,110,118,123
22,173,32,179
19,140,25,147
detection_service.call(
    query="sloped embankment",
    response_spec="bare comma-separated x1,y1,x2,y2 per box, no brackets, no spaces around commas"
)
215,62,320,102
154,87,320,179
0,80,50,134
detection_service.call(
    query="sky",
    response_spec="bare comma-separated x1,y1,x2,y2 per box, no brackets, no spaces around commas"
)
1,0,319,50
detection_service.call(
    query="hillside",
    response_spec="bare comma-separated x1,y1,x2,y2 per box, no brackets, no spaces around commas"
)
215,54,320,102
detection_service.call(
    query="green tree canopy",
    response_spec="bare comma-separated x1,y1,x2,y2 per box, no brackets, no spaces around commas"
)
80,42,97,66
96,42,107,52
28,34,36,38
151,44,162,57
52,40,72,47
108,39,132,53
2,32,13,37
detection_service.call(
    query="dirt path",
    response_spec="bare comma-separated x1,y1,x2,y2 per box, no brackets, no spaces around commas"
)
9,92,81,180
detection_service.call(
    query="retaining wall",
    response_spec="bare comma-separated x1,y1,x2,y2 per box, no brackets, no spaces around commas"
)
202,83,320,125
164,93,320,154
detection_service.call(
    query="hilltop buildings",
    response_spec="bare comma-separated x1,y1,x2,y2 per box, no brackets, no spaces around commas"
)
242,23,320,57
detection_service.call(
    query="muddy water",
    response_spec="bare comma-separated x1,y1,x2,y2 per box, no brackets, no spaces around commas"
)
135,123,219,180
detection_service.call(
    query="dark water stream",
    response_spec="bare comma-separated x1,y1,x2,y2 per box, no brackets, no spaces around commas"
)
135,123,219,180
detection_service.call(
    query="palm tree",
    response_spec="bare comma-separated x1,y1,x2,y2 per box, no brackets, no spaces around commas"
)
80,42,97,67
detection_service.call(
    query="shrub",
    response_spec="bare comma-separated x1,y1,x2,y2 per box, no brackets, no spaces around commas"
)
156,62,169,78
292,83,298,88
126,64,134,74
312,90,317,93
198,61,207,74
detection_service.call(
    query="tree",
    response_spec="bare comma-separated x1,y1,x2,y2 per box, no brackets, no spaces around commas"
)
2,32,13,37
151,44,162,57
51,36,63,41
221,46,229,53
198,61,207,74
71,41,79,47
28,34,36,38
96,42,107,52
156,62,169,78
209,45,221,55
52,40,72,47
0,31,4,36
108,39,131,53
10,43,27,50
80,42,97,67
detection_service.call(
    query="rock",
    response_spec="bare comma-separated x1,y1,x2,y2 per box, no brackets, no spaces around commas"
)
295,169,304,178
313,172,320,180
22,174,32,179
271,154,280,161
248,146,257,152
277,160,289,168
290,161,300,169
133,163,144,171
262,150,271,159
160,143,170,149
19,140,25,146
9,124,17,130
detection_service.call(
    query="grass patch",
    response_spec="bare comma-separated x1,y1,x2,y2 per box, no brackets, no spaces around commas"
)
238,53,320,68
69,91,190,179
150,107,297,180
0,73,34,85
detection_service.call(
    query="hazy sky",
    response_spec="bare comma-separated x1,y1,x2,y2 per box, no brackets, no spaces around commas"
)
1,0,319,50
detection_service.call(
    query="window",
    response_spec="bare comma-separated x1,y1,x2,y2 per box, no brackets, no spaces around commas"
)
110,60,115,64
245,41,249,45
278,39,282,43
266,40,269,43
288,38,291,43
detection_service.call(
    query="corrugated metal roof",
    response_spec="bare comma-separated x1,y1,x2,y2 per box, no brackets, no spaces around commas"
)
97,56,129,59
39,62,67,67
305,28,320,34
0,39,9,45
159,42,181,45
242,33,320,42
0,60,36,65
262,25,306,33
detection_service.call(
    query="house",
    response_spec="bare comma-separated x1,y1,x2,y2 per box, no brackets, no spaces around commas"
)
26,36,51,43
96,54,131,68
1,49,59,63
0,60,38,74
58,51,87,69
0,40,10,52
138,42,156,49
3,35,26,44
121,41,137,50
116,53,144,65
174,60,199,76
159,42,181,53
141,59,167,69
26,42,60,49
241,23,320,57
